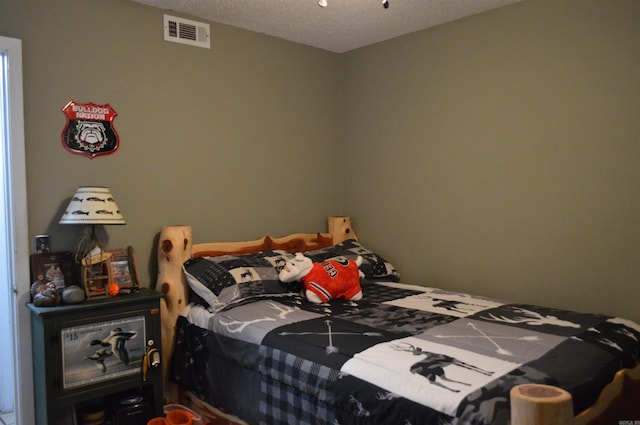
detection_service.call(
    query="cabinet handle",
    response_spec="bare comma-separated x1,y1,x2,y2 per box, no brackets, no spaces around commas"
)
142,340,160,381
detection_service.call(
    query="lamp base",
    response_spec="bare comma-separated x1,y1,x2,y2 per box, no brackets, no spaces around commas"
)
73,225,104,264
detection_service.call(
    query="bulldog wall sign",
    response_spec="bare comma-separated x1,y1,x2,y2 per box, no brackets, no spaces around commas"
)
61,100,120,159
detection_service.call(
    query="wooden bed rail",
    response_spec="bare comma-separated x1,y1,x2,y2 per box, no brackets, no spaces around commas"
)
510,364,640,425
574,364,640,425
155,216,357,402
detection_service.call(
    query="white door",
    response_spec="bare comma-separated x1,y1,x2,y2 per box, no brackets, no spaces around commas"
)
0,35,34,425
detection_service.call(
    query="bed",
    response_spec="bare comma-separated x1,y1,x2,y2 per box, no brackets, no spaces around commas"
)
156,217,640,425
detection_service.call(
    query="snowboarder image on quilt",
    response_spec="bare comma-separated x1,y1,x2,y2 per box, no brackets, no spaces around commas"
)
278,252,364,303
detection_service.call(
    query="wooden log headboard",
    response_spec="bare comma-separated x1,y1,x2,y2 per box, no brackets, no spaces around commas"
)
155,216,357,402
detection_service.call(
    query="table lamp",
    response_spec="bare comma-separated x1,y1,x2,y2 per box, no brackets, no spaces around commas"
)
59,186,126,262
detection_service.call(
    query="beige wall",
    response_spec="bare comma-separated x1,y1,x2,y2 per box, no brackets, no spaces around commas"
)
1,0,639,323
342,0,640,322
1,0,344,289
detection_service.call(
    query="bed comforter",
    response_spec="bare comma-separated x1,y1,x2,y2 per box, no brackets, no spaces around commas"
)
171,280,640,425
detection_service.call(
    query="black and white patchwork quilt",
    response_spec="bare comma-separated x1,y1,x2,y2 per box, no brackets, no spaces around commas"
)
172,281,640,425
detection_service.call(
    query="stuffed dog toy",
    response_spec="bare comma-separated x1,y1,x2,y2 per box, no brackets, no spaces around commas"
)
279,252,363,303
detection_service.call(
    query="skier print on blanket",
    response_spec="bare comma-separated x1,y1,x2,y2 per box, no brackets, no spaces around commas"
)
391,342,494,392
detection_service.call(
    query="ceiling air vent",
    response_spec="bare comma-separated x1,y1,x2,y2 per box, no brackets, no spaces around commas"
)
163,14,210,49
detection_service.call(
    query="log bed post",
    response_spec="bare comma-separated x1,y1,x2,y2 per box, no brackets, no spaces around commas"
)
156,224,192,403
511,384,575,425
327,216,357,244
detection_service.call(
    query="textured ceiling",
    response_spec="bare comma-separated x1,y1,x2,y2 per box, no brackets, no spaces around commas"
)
130,0,522,53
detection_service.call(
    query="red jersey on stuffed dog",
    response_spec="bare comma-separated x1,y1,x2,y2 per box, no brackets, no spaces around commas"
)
302,259,362,303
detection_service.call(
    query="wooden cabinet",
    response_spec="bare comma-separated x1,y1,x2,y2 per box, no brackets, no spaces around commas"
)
28,289,163,425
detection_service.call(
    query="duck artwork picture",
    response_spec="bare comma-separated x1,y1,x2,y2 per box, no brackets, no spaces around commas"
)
60,316,146,389
87,327,137,367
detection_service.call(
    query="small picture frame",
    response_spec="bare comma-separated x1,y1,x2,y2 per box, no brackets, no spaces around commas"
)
30,252,77,291
34,234,51,253
82,257,111,298
108,246,139,292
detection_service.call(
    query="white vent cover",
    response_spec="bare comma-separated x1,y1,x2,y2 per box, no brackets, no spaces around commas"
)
163,14,210,49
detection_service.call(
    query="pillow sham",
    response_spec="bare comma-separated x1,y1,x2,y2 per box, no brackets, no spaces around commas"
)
183,250,297,311
305,239,399,281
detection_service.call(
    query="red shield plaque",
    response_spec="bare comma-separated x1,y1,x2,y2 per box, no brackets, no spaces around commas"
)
61,101,120,159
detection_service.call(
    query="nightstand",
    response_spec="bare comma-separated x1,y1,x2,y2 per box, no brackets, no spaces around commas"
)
28,288,163,425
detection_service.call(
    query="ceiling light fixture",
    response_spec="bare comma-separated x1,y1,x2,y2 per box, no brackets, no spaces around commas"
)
318,0,388,9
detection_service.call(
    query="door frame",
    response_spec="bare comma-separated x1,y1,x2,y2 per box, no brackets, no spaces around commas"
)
1,35,34,425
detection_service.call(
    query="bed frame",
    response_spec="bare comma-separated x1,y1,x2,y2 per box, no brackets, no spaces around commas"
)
155,216,639,425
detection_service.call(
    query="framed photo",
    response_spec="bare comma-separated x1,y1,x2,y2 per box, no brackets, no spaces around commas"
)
34,234,51,253
30,251,77,290
108,246,139,292
61,315,146,389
